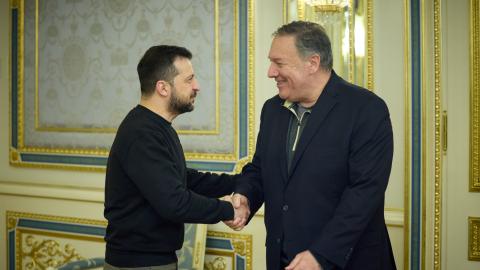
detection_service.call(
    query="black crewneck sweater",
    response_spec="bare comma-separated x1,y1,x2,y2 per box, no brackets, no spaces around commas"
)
104,105,235,267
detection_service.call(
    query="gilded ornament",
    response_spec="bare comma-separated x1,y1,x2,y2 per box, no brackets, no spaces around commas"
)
207,230,252,270
204,257,227,270
469,217,480,261
7,211,107,228
232,240,246,256
11,0,255,173
21,235,84,270
471,0,480,192
434,0,443,268
10,149,20,162
7,215,18,230
10,0,19,8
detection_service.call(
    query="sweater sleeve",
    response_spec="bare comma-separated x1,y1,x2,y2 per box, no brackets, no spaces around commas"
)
186,168,237,198
124,132,234,224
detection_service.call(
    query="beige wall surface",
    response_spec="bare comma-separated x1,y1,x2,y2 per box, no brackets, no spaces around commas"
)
0,0,405,269
441,0,480,269
373,0,406,267
374,0,406,211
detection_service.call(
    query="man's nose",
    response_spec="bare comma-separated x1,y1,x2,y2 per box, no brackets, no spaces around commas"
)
193,79,200,92
267,64,278,78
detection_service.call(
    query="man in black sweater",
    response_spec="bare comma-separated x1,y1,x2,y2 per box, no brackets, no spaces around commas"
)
104,45,249,269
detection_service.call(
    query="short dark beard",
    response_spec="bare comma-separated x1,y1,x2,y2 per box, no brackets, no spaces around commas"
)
169,89,194,115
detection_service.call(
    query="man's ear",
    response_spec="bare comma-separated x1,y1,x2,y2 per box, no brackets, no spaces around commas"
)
307,54,321,73
155,80,170,97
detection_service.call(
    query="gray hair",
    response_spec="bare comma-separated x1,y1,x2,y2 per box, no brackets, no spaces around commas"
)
273,21,333,71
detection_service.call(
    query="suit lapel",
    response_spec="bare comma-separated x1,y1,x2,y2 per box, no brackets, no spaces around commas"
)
271,101,291,184
287,73,340,180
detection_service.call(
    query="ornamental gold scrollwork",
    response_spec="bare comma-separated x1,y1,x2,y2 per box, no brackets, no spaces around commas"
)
469,217,480,261
206,231,252,270
7,216,18,230
232,240,246,257
10,148,20,163
204,257,227,270
21,235,84,270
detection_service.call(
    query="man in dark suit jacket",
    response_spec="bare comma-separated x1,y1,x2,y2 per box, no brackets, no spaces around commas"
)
229,21,396,270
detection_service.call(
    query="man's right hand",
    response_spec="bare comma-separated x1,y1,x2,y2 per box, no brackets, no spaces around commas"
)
224,194,250,230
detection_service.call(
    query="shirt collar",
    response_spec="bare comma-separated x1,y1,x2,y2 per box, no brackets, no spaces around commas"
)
283,100,294,109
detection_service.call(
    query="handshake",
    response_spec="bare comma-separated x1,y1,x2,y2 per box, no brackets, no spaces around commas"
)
223,193,250,231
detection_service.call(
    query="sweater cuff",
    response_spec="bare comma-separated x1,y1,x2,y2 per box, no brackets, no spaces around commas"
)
219,200,234,221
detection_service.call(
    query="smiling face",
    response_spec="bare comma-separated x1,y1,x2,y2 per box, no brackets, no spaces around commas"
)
168,57,200,114
267,35,312,103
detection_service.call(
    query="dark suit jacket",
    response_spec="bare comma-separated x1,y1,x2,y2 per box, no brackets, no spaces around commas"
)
236,71,396,270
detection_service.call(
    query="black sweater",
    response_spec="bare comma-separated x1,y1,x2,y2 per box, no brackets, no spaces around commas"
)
104,105,235,267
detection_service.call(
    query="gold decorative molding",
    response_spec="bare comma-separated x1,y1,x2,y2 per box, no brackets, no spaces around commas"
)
7,214,18,230
468,217,480,261
313,4,345,13
204,254,230,270
232,240,246,256
7,212,106,270
16,0,25,149
21,235,84,270
7,212,207,270
185,152,238,162
366,0,373,90
10,0,255,171
9,148,20,163
207,231,252,243
471,0,480,192
206,231,252,270
233,157,252,174
434,0,443,268
348,0,354,83
15,146,109,156
9,160,107,172
297,0,305,20
7,211,107,227
247,0,256,161
10,0,19,8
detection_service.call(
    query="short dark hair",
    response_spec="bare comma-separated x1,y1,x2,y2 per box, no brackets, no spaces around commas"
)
137,45,192,96
273,21,333,71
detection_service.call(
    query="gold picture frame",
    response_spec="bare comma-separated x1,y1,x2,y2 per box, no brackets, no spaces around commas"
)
6,211,208,269
470,0,480,192
468,216,480,261
205,231,252,270
9,0,255,172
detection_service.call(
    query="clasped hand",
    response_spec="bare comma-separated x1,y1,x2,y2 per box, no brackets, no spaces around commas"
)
223,194,250,230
